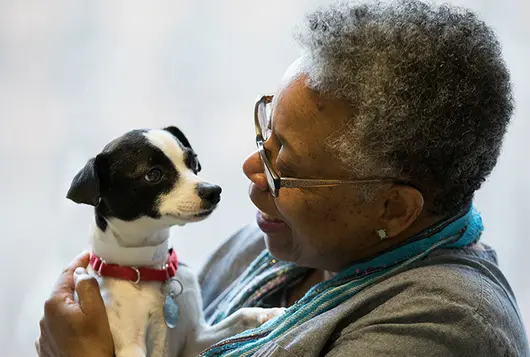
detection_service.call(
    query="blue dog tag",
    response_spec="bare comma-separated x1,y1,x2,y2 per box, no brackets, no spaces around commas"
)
163,278,183,329
163,294,179,329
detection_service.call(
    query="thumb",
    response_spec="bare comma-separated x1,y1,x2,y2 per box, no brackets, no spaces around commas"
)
50,250,90,298
73,267,107,317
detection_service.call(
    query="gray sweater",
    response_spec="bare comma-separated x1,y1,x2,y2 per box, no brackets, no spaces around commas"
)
198,224,529,356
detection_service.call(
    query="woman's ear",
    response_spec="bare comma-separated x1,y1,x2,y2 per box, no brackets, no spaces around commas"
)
380,185,424,238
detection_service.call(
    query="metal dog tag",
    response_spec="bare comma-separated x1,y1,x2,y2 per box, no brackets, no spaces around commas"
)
163,278,183,329
163,294,179,329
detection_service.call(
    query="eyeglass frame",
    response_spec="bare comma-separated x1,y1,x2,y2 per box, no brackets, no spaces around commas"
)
254,94,406,198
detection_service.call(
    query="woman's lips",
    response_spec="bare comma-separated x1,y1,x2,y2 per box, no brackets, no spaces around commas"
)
256,211,287,233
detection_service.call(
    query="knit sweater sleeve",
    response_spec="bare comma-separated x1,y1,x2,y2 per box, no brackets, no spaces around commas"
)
198,224,266,320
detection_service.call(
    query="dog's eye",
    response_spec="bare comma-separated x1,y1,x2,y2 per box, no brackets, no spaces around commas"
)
145,168,162,183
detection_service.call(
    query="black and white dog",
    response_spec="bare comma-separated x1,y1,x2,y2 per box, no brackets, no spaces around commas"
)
67,127,283,357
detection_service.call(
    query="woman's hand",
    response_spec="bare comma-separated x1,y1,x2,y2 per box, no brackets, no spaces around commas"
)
35,251,114,357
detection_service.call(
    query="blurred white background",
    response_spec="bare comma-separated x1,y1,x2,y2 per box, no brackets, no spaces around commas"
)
0,0,528,356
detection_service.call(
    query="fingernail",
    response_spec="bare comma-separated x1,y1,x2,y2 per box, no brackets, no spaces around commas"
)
74,267,86,275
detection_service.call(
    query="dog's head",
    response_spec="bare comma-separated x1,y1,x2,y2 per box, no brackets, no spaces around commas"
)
66,126,221,232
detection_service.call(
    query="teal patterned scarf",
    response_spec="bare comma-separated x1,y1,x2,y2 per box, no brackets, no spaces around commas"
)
199,205,484,357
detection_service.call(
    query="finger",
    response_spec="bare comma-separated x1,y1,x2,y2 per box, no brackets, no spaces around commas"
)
35,340,41,356
35,340,44,357
67,249,91,271
35,339,53,357
37,340,58,357
74,267,107,317
50,250,90,299
37,318,60,356
35,327,58,357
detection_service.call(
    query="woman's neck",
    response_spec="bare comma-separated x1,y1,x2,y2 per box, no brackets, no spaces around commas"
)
285,210,468,307
286,269,335,307
285,214,454,306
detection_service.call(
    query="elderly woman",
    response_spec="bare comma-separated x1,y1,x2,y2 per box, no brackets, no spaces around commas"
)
36,0,529,356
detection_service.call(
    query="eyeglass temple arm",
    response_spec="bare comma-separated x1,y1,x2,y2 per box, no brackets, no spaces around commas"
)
279,177,393,188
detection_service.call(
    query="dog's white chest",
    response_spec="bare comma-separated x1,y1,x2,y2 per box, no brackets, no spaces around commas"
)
94,271,164,308
87,265,177,357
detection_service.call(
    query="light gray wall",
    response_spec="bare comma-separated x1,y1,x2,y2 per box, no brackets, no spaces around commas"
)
0,1,528,355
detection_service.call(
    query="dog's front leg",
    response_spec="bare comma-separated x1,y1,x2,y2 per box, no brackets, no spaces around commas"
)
108,306,148,357
187,306,285,356
170,265,286,357
75,268,148,357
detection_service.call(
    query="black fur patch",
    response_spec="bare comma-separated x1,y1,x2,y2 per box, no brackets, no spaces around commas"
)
67,127,203,232
165,126,201,173
93,130,180,229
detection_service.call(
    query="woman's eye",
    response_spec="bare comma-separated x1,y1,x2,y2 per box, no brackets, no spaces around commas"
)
145,168,162,183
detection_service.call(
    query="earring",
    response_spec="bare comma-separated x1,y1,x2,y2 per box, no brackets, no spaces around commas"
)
376,228,388,240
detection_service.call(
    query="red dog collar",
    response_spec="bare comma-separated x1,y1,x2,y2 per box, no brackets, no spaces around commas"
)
90,248,178,283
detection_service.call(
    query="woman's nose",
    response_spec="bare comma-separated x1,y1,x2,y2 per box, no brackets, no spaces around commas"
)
242,150,268,191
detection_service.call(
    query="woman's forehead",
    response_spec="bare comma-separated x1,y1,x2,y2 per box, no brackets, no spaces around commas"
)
273,76,345,137
272,77,351,173
273,79,320,136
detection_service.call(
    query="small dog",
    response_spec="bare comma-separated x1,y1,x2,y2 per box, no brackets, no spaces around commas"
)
67,126,284,357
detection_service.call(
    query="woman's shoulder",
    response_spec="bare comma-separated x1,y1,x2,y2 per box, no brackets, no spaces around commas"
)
394,245,520,320
376,246,503,308
269,247,529,357
331,247,529,356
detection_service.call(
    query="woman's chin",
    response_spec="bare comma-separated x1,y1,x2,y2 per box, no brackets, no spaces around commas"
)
264,233,298,262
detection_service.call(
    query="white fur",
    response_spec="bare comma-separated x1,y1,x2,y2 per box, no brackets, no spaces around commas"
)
78,129,284,357
144,130,208,221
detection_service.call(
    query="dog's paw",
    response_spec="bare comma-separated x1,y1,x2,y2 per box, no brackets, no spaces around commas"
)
234,307,286,331
255,307,286,325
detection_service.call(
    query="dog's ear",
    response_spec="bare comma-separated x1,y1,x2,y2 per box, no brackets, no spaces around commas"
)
164,126,193,150
66,154,107,206
164,126,202,172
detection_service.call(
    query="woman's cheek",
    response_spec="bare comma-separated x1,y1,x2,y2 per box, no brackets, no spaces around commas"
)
278,193,321,237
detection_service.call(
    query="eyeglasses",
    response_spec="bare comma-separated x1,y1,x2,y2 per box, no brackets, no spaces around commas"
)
254,94,401,197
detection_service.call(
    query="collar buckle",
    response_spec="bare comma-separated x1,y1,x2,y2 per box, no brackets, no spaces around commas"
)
132,267,141,284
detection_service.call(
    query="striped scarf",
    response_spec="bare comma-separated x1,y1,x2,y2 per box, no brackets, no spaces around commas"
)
199,205,484,357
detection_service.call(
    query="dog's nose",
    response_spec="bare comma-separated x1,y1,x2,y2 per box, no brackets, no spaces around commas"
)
197,183,222,206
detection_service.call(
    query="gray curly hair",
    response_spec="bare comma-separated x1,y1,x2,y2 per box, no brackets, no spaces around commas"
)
295,0,514,215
